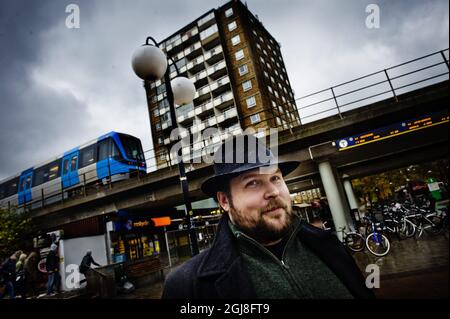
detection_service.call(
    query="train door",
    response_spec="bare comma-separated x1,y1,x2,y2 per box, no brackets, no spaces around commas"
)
18,171,33,205
62,151,80,188
96,138,111,180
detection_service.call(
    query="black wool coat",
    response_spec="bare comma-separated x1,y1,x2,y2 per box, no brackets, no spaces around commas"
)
162,215,375,299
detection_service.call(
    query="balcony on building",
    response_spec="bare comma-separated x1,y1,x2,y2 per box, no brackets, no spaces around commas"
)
192,69,208,90
204,45,224,66
181,26,200,47
176,103,195,125
218,106,239,127
210,75,231,97
213,91,234,110
207,60,227,81
195,99,215,119
199,24,220,50
184,41,203,61
197,12,216,31
194,83,212,105
187,55,206,74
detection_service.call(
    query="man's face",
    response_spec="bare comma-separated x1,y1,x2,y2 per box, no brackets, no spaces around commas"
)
217,166,294,245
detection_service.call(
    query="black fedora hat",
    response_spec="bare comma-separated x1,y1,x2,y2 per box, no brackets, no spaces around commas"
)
201,134,299,198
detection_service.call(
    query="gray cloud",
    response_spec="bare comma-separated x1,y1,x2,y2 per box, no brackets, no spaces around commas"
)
0,0,448,180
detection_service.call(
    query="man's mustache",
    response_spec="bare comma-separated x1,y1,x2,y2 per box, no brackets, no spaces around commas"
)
260,198,288,214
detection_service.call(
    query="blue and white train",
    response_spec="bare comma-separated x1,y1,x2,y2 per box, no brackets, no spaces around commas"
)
0,132,146,209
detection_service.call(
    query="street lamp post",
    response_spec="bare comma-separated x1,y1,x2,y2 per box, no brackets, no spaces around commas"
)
132,36,199,257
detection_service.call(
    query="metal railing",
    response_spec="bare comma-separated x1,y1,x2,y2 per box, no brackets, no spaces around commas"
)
296,49,449,124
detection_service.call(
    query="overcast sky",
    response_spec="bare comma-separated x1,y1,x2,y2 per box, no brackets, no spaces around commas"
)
0,0,448,180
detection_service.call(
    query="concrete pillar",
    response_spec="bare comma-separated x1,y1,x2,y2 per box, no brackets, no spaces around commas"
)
343,179,359,211
343,179,361,227
105,221,114,264
318,161,353,241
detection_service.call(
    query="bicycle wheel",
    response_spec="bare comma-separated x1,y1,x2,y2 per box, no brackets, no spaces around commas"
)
424,215,443,235
365,233,390,257
345,233,365,252
399,220,415,239
414,223,424,239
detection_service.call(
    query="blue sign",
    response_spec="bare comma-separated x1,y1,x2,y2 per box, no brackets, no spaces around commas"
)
336,111,449,151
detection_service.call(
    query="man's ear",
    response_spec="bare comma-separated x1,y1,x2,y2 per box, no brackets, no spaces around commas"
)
216,192,230,212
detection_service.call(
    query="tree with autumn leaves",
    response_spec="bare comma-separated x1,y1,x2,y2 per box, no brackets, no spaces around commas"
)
0,208,36,260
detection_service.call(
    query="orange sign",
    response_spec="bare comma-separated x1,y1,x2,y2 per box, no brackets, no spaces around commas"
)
151,217,171,227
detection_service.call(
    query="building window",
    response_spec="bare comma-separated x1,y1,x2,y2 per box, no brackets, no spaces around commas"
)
268,86,273,93
225,8,234,17
263,49,268,56
256,43,261,50
250,114,261,124
235,49,244,61
238,64,248,76
272,100,276,107
242,80,252,92
264,71,269,78
155,122,161,131
259,36,265,43
246,96,257,108
228,21,237,31
274,90,279,98
231,35,241,46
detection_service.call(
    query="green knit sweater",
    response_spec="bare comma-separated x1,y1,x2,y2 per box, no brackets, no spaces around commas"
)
229,218,353,299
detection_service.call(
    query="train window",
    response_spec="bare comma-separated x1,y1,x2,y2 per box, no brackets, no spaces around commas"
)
119,135,145,161
79,145,96,168
98,139,110,161
20,176,31,191
33,167,46,186
63,159,70,174
1,177,19,198
111,140,123,161
48,161,60,181
33,160,60,187
70,155,78,171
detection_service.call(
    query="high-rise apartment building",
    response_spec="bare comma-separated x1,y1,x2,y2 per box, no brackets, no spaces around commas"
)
145,0,300,168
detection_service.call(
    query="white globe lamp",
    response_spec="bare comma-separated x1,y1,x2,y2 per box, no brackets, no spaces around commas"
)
131,45,168,81
172,77,196,105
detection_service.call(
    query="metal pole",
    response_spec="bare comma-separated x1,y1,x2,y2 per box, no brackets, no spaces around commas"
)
384,69,399,102
330,87,343,119
163,67,200,257
164,226,172,268
440,50,449,70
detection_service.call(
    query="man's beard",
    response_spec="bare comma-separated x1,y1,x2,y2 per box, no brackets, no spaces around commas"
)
229,197,295,244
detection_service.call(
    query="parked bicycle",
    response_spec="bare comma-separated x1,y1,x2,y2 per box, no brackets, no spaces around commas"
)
336,226,365,253
363,215,391,257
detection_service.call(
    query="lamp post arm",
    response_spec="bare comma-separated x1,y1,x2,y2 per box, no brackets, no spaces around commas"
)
145,36,159,47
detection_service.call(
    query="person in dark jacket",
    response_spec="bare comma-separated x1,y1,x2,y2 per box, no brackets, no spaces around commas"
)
0,251,22,299
78,250,101,285
162,135,374,299
45,244,61,295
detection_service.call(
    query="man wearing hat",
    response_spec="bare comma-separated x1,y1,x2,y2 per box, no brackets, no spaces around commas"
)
162,135,373,299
